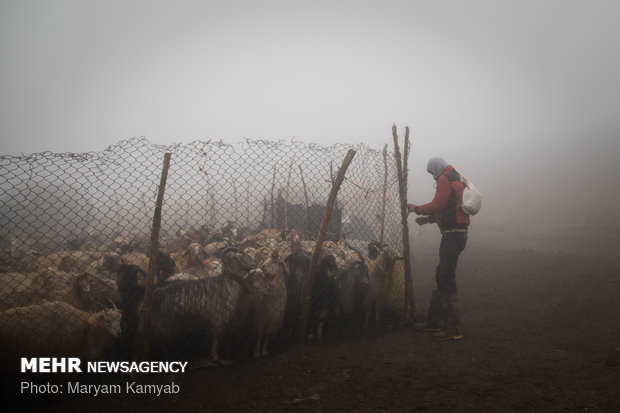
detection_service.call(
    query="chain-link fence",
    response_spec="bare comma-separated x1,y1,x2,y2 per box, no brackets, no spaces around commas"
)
0,137,406,366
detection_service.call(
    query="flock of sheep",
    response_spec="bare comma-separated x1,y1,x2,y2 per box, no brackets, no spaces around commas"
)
0,222,402,367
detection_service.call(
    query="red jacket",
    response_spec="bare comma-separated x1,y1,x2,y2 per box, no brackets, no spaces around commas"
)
417,165,470,231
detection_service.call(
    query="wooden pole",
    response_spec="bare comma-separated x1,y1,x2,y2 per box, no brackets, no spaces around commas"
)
392,125,415,322
299,165,310,234
380,144,388,244
270,163,277,228
133,152,172,361
284,159,294,231
328,161,341,241
297,149,356,340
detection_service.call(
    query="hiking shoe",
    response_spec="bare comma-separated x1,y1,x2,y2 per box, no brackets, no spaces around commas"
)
432,330,463,341
413,322,442,332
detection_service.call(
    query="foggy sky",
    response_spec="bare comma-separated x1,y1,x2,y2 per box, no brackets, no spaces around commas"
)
1,0,620,244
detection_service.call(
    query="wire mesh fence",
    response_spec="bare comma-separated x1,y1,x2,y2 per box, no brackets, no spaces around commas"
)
0,137,406,365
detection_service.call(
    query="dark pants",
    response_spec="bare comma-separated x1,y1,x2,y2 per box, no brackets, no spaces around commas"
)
435,231,468,295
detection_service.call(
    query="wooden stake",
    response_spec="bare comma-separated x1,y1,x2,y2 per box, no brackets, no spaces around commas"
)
297,149,356,340
392,125,415,322
380,144,388,243
133,152,171,360
270,163,277,228
328,161,341,241
284,159,294,231
299,165,310,234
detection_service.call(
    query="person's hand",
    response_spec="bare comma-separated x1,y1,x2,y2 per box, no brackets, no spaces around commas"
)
415,216,429,226
407,204,417,214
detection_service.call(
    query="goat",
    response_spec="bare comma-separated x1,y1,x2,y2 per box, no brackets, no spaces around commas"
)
308,254,340,340
250,250,287,358
283,250,311,335
147,247,260,365
115,264,146,359
366,247,402,326
338,260,371,325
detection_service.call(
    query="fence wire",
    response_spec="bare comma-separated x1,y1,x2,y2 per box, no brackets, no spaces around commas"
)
0,137,406,365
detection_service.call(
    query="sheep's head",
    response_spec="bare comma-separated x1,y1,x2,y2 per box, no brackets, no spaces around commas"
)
75,272,121,310
260,250,286,284
186,243,205,266
287,229,303,253
244,268,268,295
100,252,123,273
222,221,238,240
202,259,223,277
83,308,122,360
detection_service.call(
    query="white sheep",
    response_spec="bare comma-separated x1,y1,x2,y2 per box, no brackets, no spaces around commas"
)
0,300,121,360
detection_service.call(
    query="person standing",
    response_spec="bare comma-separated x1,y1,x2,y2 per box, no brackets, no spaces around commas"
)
408,157,469,340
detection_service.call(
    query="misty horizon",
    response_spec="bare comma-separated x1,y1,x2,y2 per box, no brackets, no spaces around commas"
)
1,1,619,253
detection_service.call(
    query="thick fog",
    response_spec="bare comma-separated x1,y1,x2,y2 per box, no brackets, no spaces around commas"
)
1,0,619,255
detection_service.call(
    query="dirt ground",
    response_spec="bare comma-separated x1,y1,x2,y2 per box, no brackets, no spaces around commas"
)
25,245,620,412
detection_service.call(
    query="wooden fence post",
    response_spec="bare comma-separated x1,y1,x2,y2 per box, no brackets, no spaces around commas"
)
297,149,356,340
380,144,388,244
133,152,171,361
392,125,415,322
270,163,277,228
299,165,310,234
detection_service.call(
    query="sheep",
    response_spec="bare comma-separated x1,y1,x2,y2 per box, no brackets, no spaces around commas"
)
58,251,102,273
161,229,192,253
203,241,227,258
171,243,209,275
165,259,222,282
240,228,282,249
0,240,40,273
120,250,176,284
0,300,121,361
35,252,64,272
112,232,150,255
147,247,260,365
220,221,239,242
0,269,119,312
199,221,237,245
250,250,287,358
253,238,279,265
121,251,149,274
0,271,48,311
50,271,121,312
89,252,123,275
185,242,206,267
